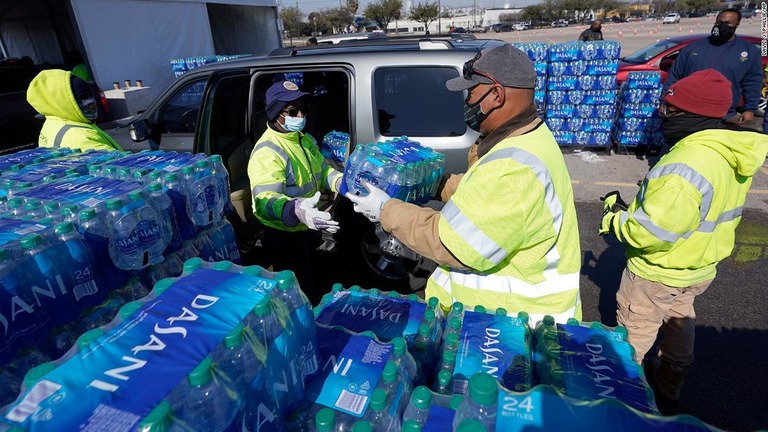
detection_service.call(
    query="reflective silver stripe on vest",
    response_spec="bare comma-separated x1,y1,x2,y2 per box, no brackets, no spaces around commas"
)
450,146,564,267
265,198,280,219
327,170,343,190
619,162,739,243
53,124,87,148
286,183,314,197
252,182,284,196
254,141,289,164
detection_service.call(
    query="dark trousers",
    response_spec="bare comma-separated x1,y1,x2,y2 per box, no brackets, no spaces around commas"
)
261,227,323,305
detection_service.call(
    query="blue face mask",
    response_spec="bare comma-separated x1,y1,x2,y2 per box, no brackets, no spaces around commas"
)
281,115,306,132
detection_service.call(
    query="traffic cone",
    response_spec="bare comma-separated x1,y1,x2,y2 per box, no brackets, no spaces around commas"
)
634,29,638,35
618,30,623,37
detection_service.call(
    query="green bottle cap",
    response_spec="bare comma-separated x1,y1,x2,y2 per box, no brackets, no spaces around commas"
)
20,234,43,249
569,318,582,326
418,323,431,337
469,372,498,406
350,285,361,292
451,302,463,314
450,394,463,410
474,305,486,314
446,333,459,350
188,356,213,387
181,166,194,174
423,309,435,324
495,307,507,316
315,408,335,432
252,297,272,316
615,326,629,341
331,283,343,293
438,369,452,387
368,288,379,296
119,301,143,321
77,328,104,351
153,278,176,296
402,419,423,432
442,350,456,366
223,323,244,349
543,315,556,327
79,208,97,221
387,291,400,298
457,419,486,432
138,401,173,432
147,182,163,192
44,203,60,213
382,360,398,383
183,258,204,273
411,385,432,409
213,261,233,271
128,190,143,201
164,173,178,182
449,317,462,331
54,221,75,235
0,248,7,260
210,155,223,163
427,297,439,309
369,388,387,412
242,266,262,276
517,311,529,323
106,198,124,210
23,362,57,388
275,270,295,291
119,167,132,177
392,337,407,355
352,421,372,432
407,294,419,301
23,200,41,211
195,160,208,169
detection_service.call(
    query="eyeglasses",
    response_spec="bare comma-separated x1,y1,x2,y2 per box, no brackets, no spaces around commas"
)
282,105,307,117
659,102,684,119
463,52,500,86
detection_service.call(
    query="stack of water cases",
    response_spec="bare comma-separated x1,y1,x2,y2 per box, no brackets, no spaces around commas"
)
340,137,445,205
321,131,350,165
170,54,250,77
613,71,666,150
513,43,549,118
545,41,620,149
0,261,320,432
0,149,240,404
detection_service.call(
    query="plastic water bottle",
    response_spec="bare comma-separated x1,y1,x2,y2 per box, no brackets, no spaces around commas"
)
402,386,432,427
412,323,436,383
457,419,487,432
212,323,263,398
146,182,183,255
364,388,398,430
377,360,411,416
163,172,197,241
24,200,46,219
168,356,240,431
78,208,127,293
351,420,372,432
391,337,420,385
105,194,168,271
452,373,498,431
20,361,57,393
53,221,103,309
310,407,338,432
76,327,104,352
343,144,368,195
0,247,44,360
137,401,175,432
446,302,463,324
182,164,216,227
245,296,282,350
214,218,241,263
209,155,233,216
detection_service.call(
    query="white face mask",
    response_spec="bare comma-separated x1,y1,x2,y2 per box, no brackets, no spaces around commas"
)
280,114,306,132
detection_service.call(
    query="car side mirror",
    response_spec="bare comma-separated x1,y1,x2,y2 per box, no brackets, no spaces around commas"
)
129,119,151,142
660,58,674,72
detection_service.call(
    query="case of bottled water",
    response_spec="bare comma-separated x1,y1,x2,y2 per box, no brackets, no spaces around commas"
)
321,131,350,164
0,148,75,172
513,43,548,117
612,72,666,150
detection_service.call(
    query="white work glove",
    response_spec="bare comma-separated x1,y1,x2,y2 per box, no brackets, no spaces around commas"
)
295,192,339,233
345,180,391,223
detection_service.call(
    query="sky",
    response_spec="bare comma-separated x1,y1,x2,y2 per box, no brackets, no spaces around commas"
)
294,0,521,14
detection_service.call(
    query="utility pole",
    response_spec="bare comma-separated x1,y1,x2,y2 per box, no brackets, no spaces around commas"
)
438,0,442,34
473,0,477,26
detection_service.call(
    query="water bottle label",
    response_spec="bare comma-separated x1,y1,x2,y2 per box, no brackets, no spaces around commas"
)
423,404,456,431
543,323,656,413
115,218,163,257
453,311,532,394
3,268,276,431
314,291,427,341
307,326,392,417
0,218,49,245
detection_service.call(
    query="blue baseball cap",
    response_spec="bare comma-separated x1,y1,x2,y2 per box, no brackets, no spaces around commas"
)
266,80,308,120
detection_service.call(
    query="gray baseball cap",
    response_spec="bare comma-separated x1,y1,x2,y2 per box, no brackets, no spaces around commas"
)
446,44,536,92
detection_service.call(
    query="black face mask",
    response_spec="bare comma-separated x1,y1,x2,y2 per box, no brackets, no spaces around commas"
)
710,23,736,44
464,88,496,132
662,113,723,145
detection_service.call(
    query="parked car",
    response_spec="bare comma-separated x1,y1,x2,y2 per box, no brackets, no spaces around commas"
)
706,11,718,17
468,25,487,33
106,35,506,286
609,16,627,23
512,22,529,31
662,13,681,24
741,9,757,19
645,15,657,21
491,23,514,32
616,34,768,86
551,19,568,28
452,27,467,33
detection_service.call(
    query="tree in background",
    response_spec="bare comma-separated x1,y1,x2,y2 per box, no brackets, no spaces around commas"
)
410,2,439,34
280,6,303,38
364,0,403,33
323,7,355,34
347,0,360,14
521,5,547,25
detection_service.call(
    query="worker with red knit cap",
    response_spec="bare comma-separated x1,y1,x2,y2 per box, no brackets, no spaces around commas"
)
599,69,768,415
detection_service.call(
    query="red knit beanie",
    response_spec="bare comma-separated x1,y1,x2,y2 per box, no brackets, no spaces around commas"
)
663,69,733,118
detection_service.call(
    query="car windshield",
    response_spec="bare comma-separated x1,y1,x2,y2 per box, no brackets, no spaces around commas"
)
623,39,679,63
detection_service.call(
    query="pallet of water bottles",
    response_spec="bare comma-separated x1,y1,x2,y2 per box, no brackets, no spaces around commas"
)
338,137,445,204
170,54,251,77
612,71,667,151
301,284,722,431
0,260,322,432
512,43,549,117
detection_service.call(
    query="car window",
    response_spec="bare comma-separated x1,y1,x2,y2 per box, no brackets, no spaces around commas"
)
207,75,250,154
157,79,206,133
374,67,465,137
623,40,679,63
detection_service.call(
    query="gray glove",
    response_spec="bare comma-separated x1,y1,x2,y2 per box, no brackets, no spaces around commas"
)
295,192,339,233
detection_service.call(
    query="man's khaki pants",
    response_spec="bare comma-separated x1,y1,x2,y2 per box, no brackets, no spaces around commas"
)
616,268,713,366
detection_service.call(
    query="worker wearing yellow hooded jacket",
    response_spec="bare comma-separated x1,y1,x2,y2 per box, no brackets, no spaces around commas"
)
347,45,582,325
599,69,768,414
27,69,122,152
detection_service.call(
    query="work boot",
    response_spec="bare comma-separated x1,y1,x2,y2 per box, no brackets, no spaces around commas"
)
645,356,687,416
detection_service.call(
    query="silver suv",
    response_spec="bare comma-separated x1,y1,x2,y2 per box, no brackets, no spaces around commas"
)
115,35,505,285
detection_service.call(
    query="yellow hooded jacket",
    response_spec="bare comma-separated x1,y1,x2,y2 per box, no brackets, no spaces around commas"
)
26,69,122,152
608,129,768,286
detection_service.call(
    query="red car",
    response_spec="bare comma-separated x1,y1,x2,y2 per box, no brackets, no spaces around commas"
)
617,34,768,86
